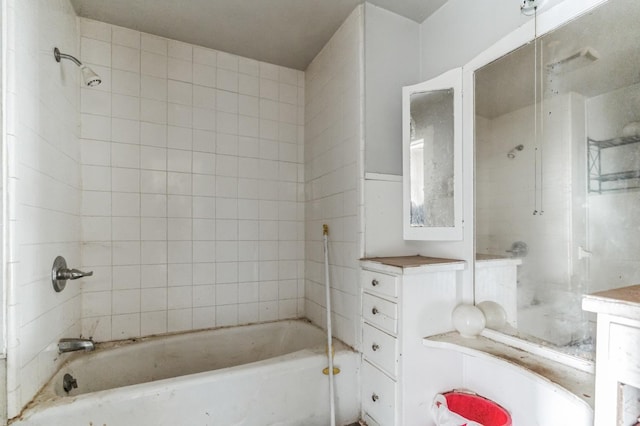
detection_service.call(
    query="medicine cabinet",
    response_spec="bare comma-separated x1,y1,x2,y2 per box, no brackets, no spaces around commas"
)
402,68,463,241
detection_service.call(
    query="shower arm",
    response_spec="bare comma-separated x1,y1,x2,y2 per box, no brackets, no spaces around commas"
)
54,48,82,66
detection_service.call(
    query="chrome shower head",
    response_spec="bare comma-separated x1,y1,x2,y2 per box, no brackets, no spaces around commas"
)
54,47,102,87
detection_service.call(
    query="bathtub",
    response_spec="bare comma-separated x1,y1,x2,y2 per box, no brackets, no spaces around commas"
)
12,320,360,426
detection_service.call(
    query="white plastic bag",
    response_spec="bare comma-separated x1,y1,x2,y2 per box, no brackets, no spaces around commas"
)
431,394,483,426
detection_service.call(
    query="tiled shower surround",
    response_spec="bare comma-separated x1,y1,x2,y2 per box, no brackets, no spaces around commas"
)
78,19,306,340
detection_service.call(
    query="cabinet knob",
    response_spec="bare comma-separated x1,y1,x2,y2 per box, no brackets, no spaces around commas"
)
371,307,379,315
371,393,379,402
371,343,380,351
371,279,379,287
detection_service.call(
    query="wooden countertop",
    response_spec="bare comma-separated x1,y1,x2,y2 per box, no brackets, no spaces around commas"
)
582,284,640,321
360,255,465,274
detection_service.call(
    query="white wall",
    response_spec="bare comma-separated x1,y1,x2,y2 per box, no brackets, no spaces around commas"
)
5,0,82,417
78,19,306,341
304,6,363,348
364,3,420,176
586,82,640,292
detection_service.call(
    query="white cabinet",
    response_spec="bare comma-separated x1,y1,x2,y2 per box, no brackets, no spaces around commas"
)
583,285,640,426
360,256,465,425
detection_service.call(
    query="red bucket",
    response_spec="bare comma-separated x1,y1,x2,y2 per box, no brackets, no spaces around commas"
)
443,392,512,426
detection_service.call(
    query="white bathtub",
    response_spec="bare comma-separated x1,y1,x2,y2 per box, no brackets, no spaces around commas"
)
12,320,360,426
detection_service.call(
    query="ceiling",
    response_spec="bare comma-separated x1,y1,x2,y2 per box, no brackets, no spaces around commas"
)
70,0,447,71
476,0,640,119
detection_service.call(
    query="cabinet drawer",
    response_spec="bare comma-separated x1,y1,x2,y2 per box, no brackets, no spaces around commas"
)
362,361,397,426
362,269,398,298
363,293,398,334
609,321,640,374
363,323,399,377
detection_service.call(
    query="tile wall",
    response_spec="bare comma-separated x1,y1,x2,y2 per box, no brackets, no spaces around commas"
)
78,19,306,341
5,0,82,417
304,6,364,348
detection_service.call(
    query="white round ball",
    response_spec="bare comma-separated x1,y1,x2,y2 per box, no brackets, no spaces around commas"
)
451,304,486,338
477,301,507,329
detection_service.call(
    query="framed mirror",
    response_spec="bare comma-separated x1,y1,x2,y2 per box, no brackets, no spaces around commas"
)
402,68,463,240
473,0,640,360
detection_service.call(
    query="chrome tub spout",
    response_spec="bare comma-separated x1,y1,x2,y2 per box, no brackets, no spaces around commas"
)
58,338,95,353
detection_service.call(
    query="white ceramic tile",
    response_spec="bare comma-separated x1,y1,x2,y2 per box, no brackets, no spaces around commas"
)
239,57,259,76
238,74,259,97
168,218,192,241
167,126,192,150
167,195,193,218
217,52,239,71
140,194,167,217
193,263,216,286
278,67,298,86
111,143,140,168
141,51,168,79
141,311,167,336
141,170,167,194
216,305,238,327
193,64,216,88
216,69,238,92
141,241,168,264
140,122,167,147
259,62,279,81
168,103,192,127
216,134,239,156
168,263,193,286
81,114,111,141
82,191,111,216
140,146,167,170
112,168,140,192
81,37,111,66
193,196,215,219
168,80,193,105
216,262,238,283
82,165,111,191
167,149,192,172
217,112,238,135
141,264,168,288
141,217,167,240
167,308,193,333
193,107,216,131
168,58,193,83
82,216,111,242
193,240,216,262
80,19,111,42
141,34,167,55
112,94,140,120
81,89,111,116
112,45,140,73
193,307,216,329
168,40,192,60
112,313,141,339
112,192,140,216
259,301,278,322
259,78,279,100
215,176,238,198
193,86,217,110
81,139,110,166
112,118,140,144
193,130,216,153
112,289,141,314
141,75,167,101
112,69,140,96
193,47,217,67
112,26,140,48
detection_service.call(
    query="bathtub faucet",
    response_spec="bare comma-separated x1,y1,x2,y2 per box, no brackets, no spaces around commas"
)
58,338,95,353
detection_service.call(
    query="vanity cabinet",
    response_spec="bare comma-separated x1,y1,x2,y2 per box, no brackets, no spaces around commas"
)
583,285,640,426
360,256,465,425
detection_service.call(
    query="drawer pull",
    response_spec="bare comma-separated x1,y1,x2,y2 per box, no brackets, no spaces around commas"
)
371,343,380,351
371,393,379,402
371,279,379,287
371,307,379,315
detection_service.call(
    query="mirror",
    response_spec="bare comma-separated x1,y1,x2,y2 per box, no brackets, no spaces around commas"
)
403,69,462,240
474,0,640,359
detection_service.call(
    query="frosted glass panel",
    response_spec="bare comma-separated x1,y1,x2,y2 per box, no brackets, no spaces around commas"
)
409,89,454,227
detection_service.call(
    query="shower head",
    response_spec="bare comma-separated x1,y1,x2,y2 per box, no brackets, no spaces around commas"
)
507,144,524,159
54,47,102,87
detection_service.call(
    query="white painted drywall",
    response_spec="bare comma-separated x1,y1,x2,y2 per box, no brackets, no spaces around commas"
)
364,3,420,175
